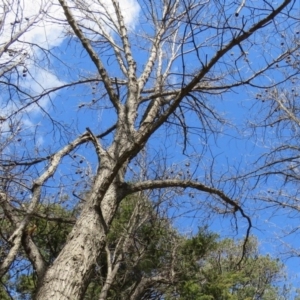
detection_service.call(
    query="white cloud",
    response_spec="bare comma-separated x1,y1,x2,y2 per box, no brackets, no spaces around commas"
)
0,0,140,154
119,0,140,29
0,0,67,112
0,1,65,56
0,0,140,121
68,0,140,40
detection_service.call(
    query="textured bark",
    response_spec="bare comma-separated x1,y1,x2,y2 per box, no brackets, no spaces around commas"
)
35,183,119,299
35,208,105,299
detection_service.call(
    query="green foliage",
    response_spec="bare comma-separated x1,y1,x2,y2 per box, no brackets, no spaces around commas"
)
3,198,290,299
172,236,285,300
32,204,74,264
0,275,14,300
16,274,36,300
0,204,74,298
87,196,178,299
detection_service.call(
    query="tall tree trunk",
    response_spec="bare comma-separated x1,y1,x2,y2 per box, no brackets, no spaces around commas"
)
35,179,121,299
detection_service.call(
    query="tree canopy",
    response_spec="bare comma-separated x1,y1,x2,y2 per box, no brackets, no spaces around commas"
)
0,198,290,299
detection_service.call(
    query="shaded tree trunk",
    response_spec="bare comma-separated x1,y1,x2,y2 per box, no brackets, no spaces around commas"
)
35,175,124,299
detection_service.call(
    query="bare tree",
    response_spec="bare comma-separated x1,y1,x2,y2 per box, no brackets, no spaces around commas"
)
0,0,299,299
243,60,300,257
